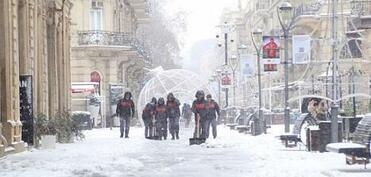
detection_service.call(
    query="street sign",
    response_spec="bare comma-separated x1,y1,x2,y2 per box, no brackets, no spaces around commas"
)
264,64,277,72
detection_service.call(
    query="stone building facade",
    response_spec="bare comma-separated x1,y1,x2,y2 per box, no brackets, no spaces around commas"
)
0,0,72,157
224,0,371,113
70,0,151,126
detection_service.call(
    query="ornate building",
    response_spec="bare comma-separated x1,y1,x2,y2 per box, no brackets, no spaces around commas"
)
0,0,72,157
70,0,151,126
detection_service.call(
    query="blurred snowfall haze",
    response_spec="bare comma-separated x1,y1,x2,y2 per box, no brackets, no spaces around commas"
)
162,0,238,74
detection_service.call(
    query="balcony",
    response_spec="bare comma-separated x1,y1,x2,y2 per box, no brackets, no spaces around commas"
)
351,0,371,16
77,30,150,62
295,2,323,17
351,0,371,29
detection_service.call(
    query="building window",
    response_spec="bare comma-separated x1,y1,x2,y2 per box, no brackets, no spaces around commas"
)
90,10,103,30
91,0,103,9
90,0,103,30
256,0,270,10
340,32,362,59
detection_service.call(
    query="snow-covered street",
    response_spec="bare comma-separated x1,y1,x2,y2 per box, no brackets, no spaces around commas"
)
1,125,370,177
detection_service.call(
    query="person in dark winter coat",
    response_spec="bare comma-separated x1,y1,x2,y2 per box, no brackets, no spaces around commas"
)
191,90,208,138
166,93,181,140
142,97,157,138
155,97,168,140
182,103,192,128
116,92,135,138
205,94,220,139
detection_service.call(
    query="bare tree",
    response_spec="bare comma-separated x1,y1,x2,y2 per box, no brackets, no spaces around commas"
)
137,0,187,68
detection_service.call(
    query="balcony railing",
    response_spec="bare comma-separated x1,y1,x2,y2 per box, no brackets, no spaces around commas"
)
295,2,323,17
351,0,371,16
77,30,151,62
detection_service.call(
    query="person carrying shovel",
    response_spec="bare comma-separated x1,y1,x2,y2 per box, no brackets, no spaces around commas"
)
189,90,208,145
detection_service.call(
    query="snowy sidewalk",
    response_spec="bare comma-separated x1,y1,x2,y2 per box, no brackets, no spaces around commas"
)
0,125,370,177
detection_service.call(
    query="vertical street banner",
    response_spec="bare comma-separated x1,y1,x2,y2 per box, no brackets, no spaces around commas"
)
293,35,311,64
221,72,231,88
240,54,255,77
20,75,34,145
262,36,280,64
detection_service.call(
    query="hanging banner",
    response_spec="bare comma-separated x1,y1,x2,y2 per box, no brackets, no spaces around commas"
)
262,36,280,64
293,35,311,64
240,54,255,77
264,64,277,72
221,72,231,88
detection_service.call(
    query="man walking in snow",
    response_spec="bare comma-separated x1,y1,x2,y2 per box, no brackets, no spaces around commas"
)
205,94,220,139
155,97,168,140
166,93,181,140
142,97,157,138
116,92,135,138
191,90,208,138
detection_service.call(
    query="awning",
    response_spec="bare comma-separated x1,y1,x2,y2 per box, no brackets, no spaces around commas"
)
71,84,95,93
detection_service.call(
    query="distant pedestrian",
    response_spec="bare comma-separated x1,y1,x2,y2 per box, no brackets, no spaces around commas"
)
205,94,220,139
182,103,192,128
116,92,135,138
166,93,181,140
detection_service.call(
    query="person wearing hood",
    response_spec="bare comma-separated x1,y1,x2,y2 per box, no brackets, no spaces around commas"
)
142,97,157,138
166,93,181,140
191,90,208,138
205,94,220,139
116,92,135,138
155,97,168,140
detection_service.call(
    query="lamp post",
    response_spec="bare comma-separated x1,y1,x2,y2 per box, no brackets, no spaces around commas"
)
217,22,235,108
238,45,248,107
230,55,239,106
277,1,294,133
251,29,263,127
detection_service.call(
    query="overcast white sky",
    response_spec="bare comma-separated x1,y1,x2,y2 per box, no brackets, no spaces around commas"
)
162,0,238,71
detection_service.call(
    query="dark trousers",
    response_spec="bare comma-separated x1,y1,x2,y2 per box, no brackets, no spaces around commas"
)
204,118,217,138
169,117,180,137
194,118,205,138
120,117,130,137
156,120,167,140
143,118,151,137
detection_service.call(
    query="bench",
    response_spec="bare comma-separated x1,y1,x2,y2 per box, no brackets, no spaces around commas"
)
225,123,238,130
326,142,370,168
235,125,250,133
279,134,301,148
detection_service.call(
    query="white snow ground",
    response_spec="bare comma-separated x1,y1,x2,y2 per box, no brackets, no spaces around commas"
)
0,125,370,177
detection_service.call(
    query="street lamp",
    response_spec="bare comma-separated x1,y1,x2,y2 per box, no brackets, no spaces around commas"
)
230,55,239,106
278,1,294,133
216,22,235,108
251,28,263,128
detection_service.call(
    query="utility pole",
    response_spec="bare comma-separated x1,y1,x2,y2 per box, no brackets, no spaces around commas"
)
331,0,339,143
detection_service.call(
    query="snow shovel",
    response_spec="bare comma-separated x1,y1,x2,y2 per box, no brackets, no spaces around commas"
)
146,116,160,140
189,113,206,145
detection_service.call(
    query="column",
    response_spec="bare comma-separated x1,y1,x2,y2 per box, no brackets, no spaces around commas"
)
0,0,24,152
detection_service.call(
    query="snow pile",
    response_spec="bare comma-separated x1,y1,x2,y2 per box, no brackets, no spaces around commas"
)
0,125,370,177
